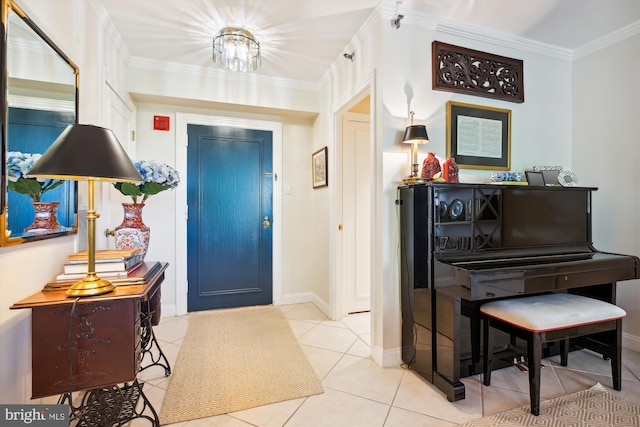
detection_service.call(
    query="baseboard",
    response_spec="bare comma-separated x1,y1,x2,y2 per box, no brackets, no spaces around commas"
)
623,332,640,352
160,293,329,319
279,292,331,318
370,344,402,368
162,304,177,318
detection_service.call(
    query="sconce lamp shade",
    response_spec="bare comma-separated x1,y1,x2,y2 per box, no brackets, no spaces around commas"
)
28,124,141,298
402,112,430,182
28,124,142,182
402,125,430,144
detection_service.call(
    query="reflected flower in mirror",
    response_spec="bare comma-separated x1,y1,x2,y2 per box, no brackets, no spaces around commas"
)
6,151,64,202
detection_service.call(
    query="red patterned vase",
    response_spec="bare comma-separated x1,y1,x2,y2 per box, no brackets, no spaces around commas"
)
24,202,63,233
443,157,459,183
114,203,150,260
421,152,441,181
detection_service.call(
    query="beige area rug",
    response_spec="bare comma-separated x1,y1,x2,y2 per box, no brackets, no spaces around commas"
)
462,383,640,426
159,305,323,425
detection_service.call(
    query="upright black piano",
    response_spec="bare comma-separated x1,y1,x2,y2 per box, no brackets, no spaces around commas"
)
398,182,639,402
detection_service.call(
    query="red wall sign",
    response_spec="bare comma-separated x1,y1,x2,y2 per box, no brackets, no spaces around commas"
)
153,115,170,131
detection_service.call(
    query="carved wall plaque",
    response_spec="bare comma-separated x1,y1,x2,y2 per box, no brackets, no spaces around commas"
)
432,41,524,103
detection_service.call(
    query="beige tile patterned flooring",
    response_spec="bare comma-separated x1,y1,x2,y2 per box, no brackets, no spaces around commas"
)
130,303,640,426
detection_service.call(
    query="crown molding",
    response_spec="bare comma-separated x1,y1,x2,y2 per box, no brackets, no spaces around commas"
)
92,0,318,93
380,2,640,62
573,20,640,60
380,3,575,60
8,94,75,113
129,57,320,92
88,0,131,64
435,19,574,61
319,3,384,88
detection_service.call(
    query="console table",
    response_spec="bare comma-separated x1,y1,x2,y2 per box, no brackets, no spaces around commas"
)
11,261,170,426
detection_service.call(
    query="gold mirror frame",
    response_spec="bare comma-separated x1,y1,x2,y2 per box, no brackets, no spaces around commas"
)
1,0,79,246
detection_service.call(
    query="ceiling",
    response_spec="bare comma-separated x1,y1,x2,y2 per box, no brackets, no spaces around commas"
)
98,0,640,84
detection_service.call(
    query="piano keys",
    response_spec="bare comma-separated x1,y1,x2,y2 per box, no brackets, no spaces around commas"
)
398,183,639,402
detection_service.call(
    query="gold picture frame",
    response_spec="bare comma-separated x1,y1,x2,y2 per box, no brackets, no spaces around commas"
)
312,147,328,188
446,101,511,170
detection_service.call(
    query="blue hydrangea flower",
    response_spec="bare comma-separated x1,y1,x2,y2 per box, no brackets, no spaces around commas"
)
5,152,64,201
113,159,180,204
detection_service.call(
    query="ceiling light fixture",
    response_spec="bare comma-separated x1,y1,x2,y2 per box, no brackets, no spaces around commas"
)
212,26,261,72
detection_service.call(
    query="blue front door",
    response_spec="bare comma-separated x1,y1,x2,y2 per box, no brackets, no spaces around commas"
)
187,124,273,311
7,108,75,234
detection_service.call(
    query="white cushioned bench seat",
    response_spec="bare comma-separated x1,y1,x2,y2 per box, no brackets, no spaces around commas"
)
480,292,625,416
480,293,626,332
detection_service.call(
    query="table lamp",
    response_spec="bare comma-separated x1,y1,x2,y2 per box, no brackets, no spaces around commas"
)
402,111,430,184
28,124,142,297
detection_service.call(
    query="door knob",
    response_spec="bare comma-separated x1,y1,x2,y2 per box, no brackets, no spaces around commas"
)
263,216,271,227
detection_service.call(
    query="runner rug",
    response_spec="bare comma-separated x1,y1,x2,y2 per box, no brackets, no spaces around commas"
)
462,383,640,426
159,305,323,425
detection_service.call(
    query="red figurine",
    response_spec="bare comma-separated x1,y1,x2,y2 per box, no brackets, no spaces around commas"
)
443,157,459,183
421,152,441,181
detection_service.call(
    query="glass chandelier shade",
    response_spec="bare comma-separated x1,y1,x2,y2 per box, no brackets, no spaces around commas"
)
212,27,261,72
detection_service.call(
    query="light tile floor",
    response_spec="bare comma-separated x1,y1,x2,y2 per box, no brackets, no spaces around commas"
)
133,303,640,426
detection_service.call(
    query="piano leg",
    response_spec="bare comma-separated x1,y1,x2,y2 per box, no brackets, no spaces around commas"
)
433,288,512,402
433,289,467,401
462,302,482,368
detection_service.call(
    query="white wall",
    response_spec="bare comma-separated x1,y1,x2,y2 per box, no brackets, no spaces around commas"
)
572,34,640,345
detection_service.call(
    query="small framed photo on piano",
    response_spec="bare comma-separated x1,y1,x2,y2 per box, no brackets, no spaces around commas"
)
525,171,546,186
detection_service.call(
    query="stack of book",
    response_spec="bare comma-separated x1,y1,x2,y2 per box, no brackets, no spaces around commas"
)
55,248,143,282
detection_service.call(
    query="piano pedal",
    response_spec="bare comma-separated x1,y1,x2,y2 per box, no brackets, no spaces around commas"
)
513,356,532,373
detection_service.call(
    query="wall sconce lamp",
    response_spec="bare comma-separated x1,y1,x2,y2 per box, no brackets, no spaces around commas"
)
391,14,404,29
402,111,429,183
343,52,355,61
28,124,142,297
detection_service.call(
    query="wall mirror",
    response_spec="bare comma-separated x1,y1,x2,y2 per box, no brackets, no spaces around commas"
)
1,0,79,245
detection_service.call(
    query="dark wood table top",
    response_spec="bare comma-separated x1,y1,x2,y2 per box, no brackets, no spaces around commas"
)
10,261,168,309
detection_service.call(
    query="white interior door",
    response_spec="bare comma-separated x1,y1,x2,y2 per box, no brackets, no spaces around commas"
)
342,113,371,313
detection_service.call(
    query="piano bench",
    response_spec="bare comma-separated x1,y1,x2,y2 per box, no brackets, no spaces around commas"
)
480,293,625,416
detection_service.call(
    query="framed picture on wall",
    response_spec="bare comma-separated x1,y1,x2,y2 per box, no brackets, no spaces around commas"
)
312,147,328,188
446,101,511,170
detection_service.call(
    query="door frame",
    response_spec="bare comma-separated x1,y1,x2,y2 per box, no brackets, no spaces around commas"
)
175,113,283,315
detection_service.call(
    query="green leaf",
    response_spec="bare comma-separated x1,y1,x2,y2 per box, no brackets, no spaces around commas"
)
140,182,170,196
114,182,143,197
8,178,41,199
41,179,65,194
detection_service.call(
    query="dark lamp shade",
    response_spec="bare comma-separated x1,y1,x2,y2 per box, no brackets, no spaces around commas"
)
28,124,142,182
402,125,429,144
